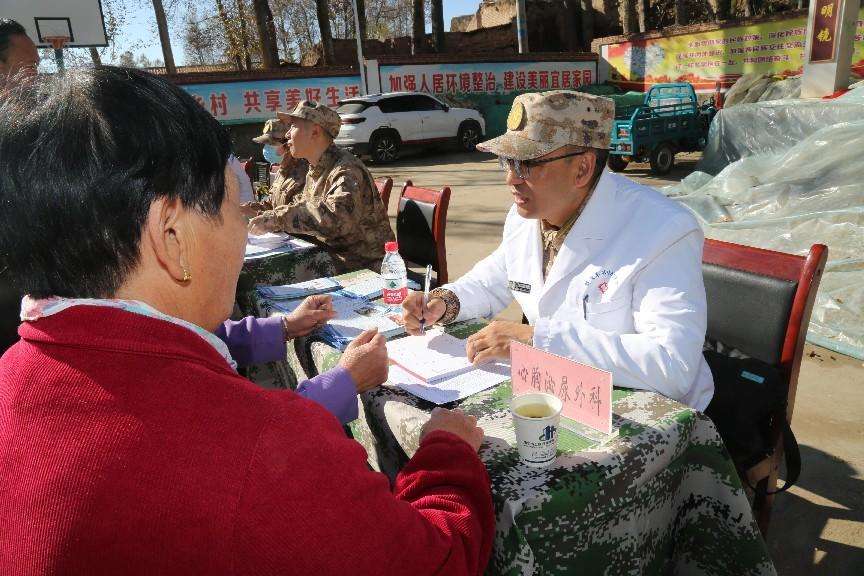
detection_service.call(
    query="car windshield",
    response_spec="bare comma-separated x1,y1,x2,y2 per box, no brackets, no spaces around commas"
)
336,102,370,114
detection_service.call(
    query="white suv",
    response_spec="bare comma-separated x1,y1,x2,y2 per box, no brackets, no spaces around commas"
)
334,92,486,163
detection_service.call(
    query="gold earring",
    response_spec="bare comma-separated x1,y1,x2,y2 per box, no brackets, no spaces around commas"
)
182,267,191,282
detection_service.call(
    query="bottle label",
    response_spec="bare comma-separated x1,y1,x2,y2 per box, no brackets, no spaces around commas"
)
382,278,407,305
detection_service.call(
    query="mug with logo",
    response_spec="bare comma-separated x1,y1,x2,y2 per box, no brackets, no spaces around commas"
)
510,392,563,468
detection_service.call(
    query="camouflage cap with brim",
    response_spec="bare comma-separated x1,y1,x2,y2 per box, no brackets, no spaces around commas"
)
252,118,287,145
477,90,615,160
279,100,341,139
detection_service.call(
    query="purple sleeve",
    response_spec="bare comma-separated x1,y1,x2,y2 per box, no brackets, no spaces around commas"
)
216,317,358,423
296,366,359,425
215,316,286,366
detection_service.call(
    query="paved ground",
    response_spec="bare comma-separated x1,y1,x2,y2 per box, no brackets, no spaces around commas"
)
369,149,864,575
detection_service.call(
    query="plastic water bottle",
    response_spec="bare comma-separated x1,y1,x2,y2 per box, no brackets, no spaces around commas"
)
381,241,407,312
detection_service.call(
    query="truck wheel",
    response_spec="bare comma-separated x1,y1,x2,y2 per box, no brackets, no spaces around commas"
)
607,155,630,172
457,121,482,152
649,143,675,175
370,131,401,164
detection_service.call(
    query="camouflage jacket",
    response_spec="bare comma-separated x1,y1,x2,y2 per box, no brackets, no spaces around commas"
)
263,145,393,272
269,159,308,208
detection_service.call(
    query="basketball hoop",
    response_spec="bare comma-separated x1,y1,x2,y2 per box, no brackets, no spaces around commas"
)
44,36,69,51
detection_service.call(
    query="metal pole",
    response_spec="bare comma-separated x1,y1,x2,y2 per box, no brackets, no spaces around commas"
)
352,0,367,95
516,0,529,54
54,48,65,72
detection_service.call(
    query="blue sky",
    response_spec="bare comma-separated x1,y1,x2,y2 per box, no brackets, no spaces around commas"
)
107,0,482,66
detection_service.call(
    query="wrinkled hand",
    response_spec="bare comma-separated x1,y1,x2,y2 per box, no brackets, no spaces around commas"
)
465,321,534,365
420,407,484,452
402,290,446,336
248,214,278,235
282,294,336,339
339,328,388,393
240,202,265,219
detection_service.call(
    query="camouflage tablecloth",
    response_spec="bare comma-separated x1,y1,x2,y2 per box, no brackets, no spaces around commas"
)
255,275,776,576
235,243,336,389
237,243,336,317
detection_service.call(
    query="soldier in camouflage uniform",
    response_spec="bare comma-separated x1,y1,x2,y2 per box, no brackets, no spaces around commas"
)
241,118,309,217
249,101,394,273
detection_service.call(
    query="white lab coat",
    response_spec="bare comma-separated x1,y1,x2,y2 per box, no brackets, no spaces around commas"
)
445,170,714,411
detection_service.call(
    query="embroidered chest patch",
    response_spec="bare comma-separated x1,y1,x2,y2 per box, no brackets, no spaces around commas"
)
583,268,616,301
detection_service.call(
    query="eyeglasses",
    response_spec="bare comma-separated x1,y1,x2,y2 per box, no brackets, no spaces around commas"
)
498,149,590,180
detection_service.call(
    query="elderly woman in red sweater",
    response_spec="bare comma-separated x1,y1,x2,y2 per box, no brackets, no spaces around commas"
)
0,67,493,574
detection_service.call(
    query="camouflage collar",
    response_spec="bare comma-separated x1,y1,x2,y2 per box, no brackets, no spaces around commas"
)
540,185,596,252
309,144,341,178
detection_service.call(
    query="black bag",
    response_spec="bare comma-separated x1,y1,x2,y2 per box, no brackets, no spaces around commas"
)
703,350,801,495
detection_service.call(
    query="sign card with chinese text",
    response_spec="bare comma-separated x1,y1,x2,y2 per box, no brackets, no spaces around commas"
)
510,341,613,435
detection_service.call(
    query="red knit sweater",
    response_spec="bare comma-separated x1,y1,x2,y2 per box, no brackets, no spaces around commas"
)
0,306,494,575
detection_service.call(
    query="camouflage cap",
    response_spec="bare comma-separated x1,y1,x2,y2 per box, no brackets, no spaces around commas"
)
278,100,341,139
477,90,615,160
252,118,287,145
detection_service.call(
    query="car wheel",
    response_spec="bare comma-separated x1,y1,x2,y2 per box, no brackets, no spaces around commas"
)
607,155,630,172
370,131,400,164
457,122,482,152
649,143,675,175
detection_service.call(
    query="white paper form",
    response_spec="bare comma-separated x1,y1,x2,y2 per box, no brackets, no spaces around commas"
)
257,277,340,300
388,363,510,404
385,328,492,384
244,234,316,261
247,232,290,248
328,295,403,340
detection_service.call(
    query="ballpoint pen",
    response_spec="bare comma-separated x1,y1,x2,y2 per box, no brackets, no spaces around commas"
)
420,264,432,335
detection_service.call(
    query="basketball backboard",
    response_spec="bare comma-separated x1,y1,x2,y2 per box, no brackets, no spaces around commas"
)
0,0,108,48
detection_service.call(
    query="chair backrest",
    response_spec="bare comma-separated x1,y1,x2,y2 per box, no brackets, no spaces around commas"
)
375,177,393,209
0,271,22,355
396,180,450,286
240,158,255,181
702,239,827,424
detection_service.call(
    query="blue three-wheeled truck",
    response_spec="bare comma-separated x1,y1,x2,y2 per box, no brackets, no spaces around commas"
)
608,83,717,175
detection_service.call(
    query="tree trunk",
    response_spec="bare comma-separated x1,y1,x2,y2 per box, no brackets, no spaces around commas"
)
315,0,335,65
636,0,649,32
743,0,753,18
273,9,293,62
235,0,253,70
355,0,367,42
562,1,579,51
674,0,688,26
252,0,279,68
215,0,244,70
430,0,445,52
412,0,425,55
150,0,176,74
579,0,594,50
620,0,635,35
89,47,102,65
712,0,731,21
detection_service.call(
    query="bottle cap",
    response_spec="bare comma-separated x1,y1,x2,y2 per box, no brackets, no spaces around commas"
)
385,241,399,252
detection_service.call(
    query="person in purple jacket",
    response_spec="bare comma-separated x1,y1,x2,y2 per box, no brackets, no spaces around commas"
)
216,294,386,424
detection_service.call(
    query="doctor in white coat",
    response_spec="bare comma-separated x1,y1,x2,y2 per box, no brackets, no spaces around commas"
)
403,90,714,411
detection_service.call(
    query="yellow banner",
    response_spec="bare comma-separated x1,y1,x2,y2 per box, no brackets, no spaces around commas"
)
601,9,864,90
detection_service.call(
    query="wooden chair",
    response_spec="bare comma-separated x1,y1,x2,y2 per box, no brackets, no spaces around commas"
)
396,180,450,287
240,158,255,182
375,177,393,209
702,238,827,536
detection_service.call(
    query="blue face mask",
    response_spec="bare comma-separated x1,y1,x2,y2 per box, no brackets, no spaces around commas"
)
262,144,283,164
